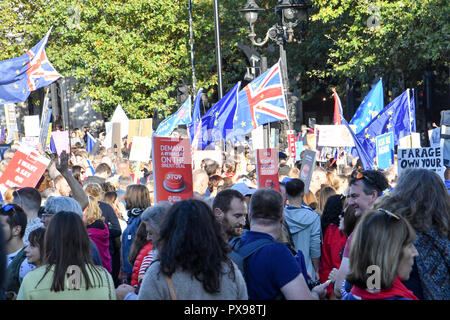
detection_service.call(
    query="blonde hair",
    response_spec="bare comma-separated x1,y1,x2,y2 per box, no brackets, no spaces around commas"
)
347,209,416,289
3,187,19,203
83,196,104,225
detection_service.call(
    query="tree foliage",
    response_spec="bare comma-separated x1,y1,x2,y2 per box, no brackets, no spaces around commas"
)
0,0,448,119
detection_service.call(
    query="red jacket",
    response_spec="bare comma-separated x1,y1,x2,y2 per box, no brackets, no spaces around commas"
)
319,224,347,298
131,242,153,286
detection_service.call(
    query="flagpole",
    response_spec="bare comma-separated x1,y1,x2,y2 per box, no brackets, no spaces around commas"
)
406,88,413,147
188,0,197,95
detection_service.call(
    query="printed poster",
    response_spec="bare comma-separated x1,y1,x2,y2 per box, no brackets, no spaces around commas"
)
0,145,50,196
152,136,193,203
255,148,279,192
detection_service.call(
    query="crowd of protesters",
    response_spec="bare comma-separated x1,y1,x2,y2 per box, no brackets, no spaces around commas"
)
0,126,449,301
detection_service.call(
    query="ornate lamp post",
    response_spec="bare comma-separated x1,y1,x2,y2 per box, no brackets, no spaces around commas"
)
239,0,311,133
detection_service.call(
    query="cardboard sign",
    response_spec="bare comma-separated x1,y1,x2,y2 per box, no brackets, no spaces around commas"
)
128,118,153,141
376,132,394,170
0,145,50,195
251,125,264,150
256,148,280,192
152,136,193,203
299,149,317,194
24,115,40,137
287,130,296,159
111,122,122,152
50,130,70,156
398,147,444,180
316,125,355,147
295,141,303,161
192,150,223,171
398,132,421,149
129,136,152,162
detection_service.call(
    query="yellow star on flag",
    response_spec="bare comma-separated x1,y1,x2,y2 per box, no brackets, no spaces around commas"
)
386,123,392,129
234,115,238,121
388,110,393,115
13,83,18,89
370,138,375,143
215,112,219,117
365,133,370,139
241,121,246,127
260,94,264,99
256,114,260,119
214,120,218,126
16,70,20,74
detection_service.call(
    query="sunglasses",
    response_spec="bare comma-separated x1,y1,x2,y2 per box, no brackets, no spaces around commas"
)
356,172,377,186
377,208,400,220
0,204,16,215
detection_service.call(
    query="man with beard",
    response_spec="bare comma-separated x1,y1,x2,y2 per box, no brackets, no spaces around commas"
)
213,189,247,241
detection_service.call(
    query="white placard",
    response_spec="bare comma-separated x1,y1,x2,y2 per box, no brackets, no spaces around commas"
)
316,125,355,147
397,147,444,180
24,115,41,137
128,136,152,162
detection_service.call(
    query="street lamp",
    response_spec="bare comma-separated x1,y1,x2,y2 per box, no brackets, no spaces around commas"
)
239,0,311,133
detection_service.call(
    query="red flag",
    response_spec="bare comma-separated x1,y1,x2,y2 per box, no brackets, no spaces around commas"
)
333,88,342,125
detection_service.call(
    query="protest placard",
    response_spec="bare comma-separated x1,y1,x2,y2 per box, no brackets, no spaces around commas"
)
251,125,264,150
397,147,444,180
295,141,303,161
287,130,296,159
152,136,193,203
376,132,394,170
50,130,70,156
398,132,421,148
192,150,223,171
0,144,50,196
128,118,153,142
112,122,122,152
299,149,317,194
255,148,279,192
24,115,40,137
129,136,152,163
316,125,355,147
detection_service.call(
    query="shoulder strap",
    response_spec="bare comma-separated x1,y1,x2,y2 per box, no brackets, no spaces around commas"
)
164,274,177,300
236,238,276,259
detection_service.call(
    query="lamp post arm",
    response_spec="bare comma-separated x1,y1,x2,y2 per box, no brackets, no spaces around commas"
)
248,24,278,47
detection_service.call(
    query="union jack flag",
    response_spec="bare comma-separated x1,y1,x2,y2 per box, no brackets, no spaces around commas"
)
0,27,62,104
232,61,287,136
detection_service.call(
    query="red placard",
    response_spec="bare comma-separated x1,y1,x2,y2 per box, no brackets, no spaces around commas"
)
287,130,296,159
0,145,50,195
256,148,280,192
152,136,193,203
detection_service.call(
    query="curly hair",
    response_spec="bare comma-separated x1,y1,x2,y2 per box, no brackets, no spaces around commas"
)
373,168,449,239
157,199,233,294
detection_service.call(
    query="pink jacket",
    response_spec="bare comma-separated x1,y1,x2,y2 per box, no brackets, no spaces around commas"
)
88,221,112,273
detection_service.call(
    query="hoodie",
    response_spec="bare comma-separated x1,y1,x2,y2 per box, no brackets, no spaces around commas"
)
88,221,112,273
284,205,321,281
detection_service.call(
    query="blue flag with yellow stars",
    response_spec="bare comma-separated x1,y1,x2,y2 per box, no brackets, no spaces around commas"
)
355,89,415,168
0,28,61,104
198,82,240,149
350,79,384,134
154,96,192,137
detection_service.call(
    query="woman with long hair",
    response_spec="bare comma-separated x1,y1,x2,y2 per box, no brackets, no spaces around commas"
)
316,186,337,216
138,199,247,300
121,184,151,283
373,168,450,300
344,208,418,300
83,196,112,273
319,194,348,299
17,211,115,299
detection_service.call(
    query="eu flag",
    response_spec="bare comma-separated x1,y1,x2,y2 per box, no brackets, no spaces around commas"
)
232,61,287,137
0,28,61,104
334,88,376,170
355,89,415,168
189,88,204,149
154,96,192,137
198,82,240,149
86,132,96,154
350,79,384,134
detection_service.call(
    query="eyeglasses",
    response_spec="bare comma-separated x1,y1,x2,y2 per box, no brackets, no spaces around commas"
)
378,208,400,220
356,172,377,187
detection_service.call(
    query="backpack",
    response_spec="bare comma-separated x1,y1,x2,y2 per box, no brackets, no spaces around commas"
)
5,247,27,294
